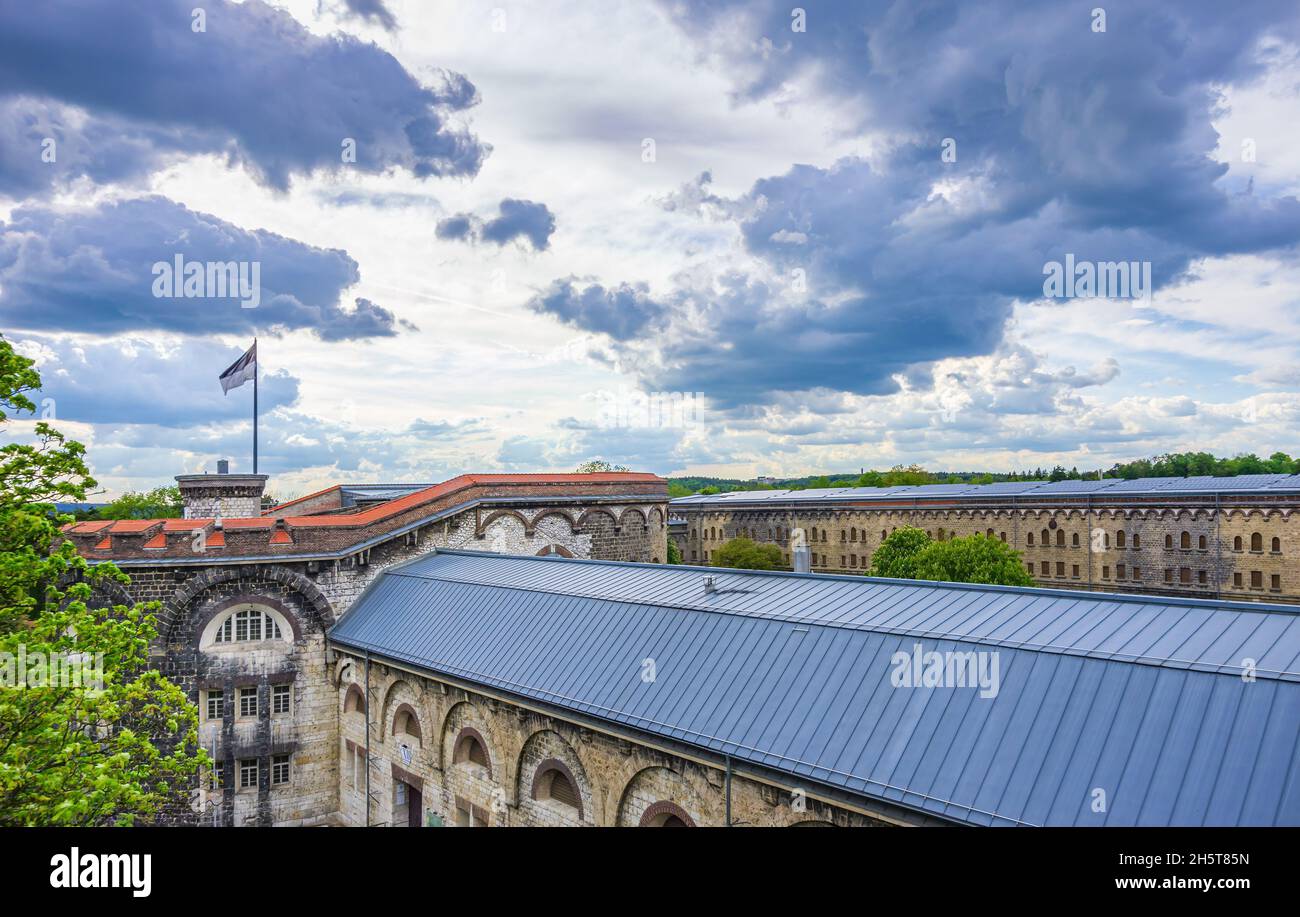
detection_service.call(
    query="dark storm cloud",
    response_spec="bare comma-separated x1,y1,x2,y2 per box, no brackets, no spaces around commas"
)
0,0,488,196
525,0,1300,411
525,278,660,340
0,196,412,340
436,199,556,251
338,0,399,32
16,335,300,428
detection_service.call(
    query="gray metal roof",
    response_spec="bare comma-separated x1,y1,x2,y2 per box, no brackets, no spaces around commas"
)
329,550,1300,826
671,474,1300,507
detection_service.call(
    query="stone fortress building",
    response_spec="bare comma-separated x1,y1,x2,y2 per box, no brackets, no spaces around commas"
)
66,468,669,826
671,475,1300,605
64,468,1300,828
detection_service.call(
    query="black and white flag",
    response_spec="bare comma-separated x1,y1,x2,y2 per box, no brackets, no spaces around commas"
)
219,341,257,394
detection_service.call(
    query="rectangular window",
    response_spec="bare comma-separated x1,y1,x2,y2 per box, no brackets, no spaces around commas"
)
1164,568,1173,584
1116,564,1126,580
1234,572,1243,587
1040,561,1049,575
272,684,291,715
1132,567,1140,581
206,690,224,721
1198,570,1207,584
1102,566,1109,580
1180,567,1191,584
1026,562,1033,574
239,687,257,718
1056,562,1065,577
213,760,225,789
239,758,258,789
1251,570,1263,588
1271,574,1281,591
1072,564,1080,578
272,754,290,786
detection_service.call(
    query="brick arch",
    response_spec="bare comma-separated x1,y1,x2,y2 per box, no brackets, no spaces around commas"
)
616,765,700,827
649,507,664,526
158,564,333,643
529,757,586,820
619,506,648,529
390,702,424,744
441,702,495,776
342,683,366,715
380,678,423,745
639,800,696,827
476,509,529,538
528,509,577,535
575,507,619,531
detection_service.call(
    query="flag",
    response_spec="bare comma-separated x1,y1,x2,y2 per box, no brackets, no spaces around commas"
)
219,341,257,394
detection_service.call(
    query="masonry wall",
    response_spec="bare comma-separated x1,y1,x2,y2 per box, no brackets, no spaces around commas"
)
334,653,891,828
99,497,669,825
680,501,1300,604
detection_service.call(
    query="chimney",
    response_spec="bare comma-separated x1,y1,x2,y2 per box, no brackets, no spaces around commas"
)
175,470,268,519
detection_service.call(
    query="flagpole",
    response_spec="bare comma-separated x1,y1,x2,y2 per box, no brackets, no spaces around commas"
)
253,337,258,475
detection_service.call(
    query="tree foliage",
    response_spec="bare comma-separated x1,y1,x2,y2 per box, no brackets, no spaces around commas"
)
94,486,183,520
0,335,206,825
574,460,631,473
666,538,683,565
870,527,1034,587
712,537,783,570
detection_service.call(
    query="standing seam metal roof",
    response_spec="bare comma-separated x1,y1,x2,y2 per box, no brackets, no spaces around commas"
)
329,550,1300,826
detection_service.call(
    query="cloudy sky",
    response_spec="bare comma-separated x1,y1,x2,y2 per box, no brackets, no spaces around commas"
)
3,0,1300,499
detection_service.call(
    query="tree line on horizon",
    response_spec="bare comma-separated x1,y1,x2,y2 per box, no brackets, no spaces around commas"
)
667,452,1300,497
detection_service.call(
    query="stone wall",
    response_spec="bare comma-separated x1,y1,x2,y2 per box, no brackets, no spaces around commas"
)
333,652,892,828
679,501,1300,603
98,496,669,825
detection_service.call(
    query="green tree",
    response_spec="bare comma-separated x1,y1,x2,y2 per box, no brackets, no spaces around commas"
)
0,335,206,825
574,460,630,473
666,538,683,564
912,534,1036,587
712,537,783,570
95,485,183,520
868,527,933,578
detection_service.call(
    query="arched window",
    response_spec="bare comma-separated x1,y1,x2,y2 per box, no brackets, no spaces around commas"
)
453,729,491,773
1234,535,1243,551
343,685,365,714
1056,529,1065,547
532,760,582,817
1271,536,1281,553
1251,532,1263,552
841,530,847,542
392,704,422,744
212,606,284,644
1115,531,1125,548
1165,534,1173,549
1180,531,1191,549
639,801,695,827
986,528,994,538
881,530,888,541
1041,529,1049,546
1072,532,1080,547
1027,532,1035,546
1198,534,1207,550
1132,533,1140,549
